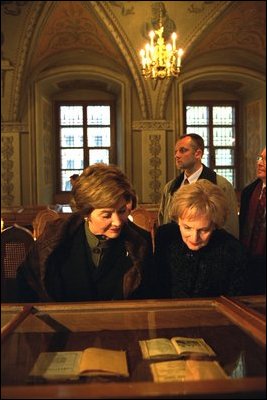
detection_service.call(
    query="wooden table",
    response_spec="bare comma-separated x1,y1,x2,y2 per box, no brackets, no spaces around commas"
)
1,296,266,399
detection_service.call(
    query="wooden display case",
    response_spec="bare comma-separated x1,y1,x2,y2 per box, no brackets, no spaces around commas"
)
1,296,266,399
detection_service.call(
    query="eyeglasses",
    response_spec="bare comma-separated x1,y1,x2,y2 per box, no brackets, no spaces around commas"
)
257,156,266,164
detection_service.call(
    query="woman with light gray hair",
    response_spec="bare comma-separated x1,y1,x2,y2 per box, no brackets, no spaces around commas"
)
154,179,248,298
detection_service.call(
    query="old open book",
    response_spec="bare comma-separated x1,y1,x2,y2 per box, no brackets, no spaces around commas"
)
29,347,129,381
139,336,216,360
150,360,228,382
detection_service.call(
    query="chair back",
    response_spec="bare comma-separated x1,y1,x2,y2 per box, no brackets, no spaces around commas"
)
1,224,34,302
32,208,60,239
130,207,156,251
130,207,153,232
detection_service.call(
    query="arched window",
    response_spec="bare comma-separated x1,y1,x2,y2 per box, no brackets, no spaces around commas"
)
55,101,116,192
184,101,239,188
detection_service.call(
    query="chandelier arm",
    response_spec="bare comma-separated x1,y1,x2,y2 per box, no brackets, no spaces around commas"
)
139,6,184,80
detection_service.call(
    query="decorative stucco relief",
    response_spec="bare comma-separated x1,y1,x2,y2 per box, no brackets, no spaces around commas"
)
109,1,135,16
142,130,166,204
1,123,28,133
141,1,176,41
246,100,262,185
31,2,124,67
1,1,28,16
1,133,21,206
132,119,173,130
188,1,216,14
8,2,44,121
91,1,151,119
42,99,53,185
193,1,265,57
1,59,14,98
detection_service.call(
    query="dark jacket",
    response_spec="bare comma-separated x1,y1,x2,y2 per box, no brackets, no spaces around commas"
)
239,178,262,242
154,223,248,299
239,178,266,294
16,214,154,302
169,165,217,195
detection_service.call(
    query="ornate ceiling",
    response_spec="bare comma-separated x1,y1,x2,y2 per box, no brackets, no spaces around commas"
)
1,1,266,120
2,1,265,73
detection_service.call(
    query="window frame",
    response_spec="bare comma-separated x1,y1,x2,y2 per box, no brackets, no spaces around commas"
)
183,100,240,189
55,100,116,193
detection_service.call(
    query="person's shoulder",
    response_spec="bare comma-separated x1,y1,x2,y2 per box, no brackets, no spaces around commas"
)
123,222,153,254
38,213,84,242
163,178,177,191
242,178,261,194
127,219,151,240
155,223,180,248
49,212,83,228
157,222,179,236
216,173,234,188
215,228,236,239
214,229,245,249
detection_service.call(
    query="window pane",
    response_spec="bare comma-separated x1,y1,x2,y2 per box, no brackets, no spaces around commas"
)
87,106,110,125
202,148,209,167
87,127,111,147
57,102,114,192
213,128,235,146
60,128,83,147
215,148,235,166
213,106,234,125
61,149,84,169
214,168,235,186
89,149,109,164
60,106,83,125
185,103,237,189
186,127,209,146
186,106,208,125
62,170,83,191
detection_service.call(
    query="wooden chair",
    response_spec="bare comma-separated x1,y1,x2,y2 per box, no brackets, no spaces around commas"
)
32,208,60,239
130,207,153,231
1,224,34,302
129,207,156,251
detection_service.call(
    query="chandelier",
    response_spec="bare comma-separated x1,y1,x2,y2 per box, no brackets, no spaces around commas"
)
139,10,183,80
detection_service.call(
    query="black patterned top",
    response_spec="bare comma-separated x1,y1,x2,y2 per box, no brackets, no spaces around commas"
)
154,223,248,298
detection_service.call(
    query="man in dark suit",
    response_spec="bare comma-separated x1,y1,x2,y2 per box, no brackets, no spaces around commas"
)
158,134,239,238
239,147,266,294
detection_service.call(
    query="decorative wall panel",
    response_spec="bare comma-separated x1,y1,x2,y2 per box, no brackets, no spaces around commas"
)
141,130,166,203
42,99,53,185
1,132,21,206
246,100,262,185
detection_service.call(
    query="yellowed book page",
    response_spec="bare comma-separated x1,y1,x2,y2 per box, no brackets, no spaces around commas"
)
29,351,82,380
151,360,187,382
79,347,129,377
150,360,228,382
139,338,177,359
186,360,228,380
171,337,215,356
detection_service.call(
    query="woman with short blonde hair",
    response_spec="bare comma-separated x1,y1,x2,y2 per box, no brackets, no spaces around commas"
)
170,179,229,229
154,179,248,298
